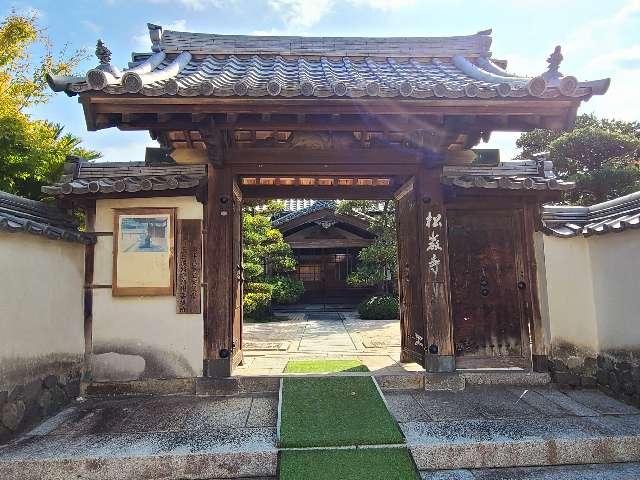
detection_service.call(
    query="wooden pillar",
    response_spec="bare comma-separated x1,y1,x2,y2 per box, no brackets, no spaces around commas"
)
83,201,96,374
203,165,235,377
417,166,455,372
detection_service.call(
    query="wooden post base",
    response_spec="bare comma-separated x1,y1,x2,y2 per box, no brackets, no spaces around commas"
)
203,358,232,378
532,354,549,373
425,354,455,373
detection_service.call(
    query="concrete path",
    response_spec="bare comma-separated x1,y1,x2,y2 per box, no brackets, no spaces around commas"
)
384,385,640,472
0,394,279,480
238,310,423,376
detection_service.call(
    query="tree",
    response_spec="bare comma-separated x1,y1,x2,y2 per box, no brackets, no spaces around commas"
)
0,12,99,200
337,200,397,294
242,201,300,319
516,114,640,205
242,201,296,281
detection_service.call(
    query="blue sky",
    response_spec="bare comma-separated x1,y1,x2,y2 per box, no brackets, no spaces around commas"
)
5,0,640,162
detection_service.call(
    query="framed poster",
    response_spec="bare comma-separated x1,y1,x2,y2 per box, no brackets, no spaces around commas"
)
112,208,176,296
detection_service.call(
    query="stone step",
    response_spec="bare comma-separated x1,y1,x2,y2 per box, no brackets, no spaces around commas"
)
378,371,551,392
405,414,640,470
0,394,279,480
0,428,277,480
420,462,640,479
386,386,640,470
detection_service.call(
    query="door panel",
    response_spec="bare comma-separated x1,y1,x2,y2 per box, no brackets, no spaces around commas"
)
231,180,243,370
396,180,425,365
448,210,529,366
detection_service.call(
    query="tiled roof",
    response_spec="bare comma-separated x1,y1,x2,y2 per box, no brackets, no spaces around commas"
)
0,191,95,244
543,191,640,238
272,200,336,227
441,160,575,192
42,160,206,197
47,26,609,100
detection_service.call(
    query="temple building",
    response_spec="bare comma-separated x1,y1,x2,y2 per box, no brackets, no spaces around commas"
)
272,200,376,305
44,24,609,377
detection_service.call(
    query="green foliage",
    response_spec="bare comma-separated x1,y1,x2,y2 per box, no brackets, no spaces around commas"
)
242,206,296,281
244,282,274,295
266,275,304,305
242,202,301,316
243,292,272,321
516,114,640,205
358,295,399,320
0,13,97,200
338,200,396,293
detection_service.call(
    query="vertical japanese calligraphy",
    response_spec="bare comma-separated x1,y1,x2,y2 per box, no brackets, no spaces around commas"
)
176,219,202,314
424,208,444,281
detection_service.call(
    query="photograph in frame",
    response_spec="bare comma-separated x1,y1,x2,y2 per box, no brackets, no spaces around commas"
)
112,208,175,296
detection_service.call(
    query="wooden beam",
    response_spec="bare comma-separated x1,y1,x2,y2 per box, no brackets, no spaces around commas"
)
241,184,398,200
229,147,422,165
89,96,576,117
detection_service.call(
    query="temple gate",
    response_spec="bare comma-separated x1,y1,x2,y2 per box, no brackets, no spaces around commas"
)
46,25,609,376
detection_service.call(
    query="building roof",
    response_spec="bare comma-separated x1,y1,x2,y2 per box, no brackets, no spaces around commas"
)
441,159,574,192
42,159,205,197
47,25,609,101
543,191,640,238
272,200,337,227
0,191,95,244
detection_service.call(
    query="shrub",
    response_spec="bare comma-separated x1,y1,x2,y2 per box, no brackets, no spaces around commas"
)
243,292,271,320
358,295,399,320
266,275,304,305
244,282,274,295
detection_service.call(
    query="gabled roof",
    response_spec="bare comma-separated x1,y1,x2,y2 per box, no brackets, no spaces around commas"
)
47,25,609,101
272,200,373,236
543,191,640,237
0,191,95,244
272,200,337,227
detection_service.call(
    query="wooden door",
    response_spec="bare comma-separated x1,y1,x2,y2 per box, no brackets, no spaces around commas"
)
231,180,244,370
447,209,531,368
395,180,425,365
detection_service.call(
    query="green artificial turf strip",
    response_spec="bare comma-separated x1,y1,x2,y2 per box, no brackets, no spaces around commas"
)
279,448,419,480
279,376,404,447
284,359,369,373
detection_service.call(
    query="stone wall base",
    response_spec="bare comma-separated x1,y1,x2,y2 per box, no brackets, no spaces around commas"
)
0,370,81,443
547,344,640,408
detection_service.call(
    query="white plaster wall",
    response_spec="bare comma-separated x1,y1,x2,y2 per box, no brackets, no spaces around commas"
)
92,196,203,380
542,235,599,352
0,231,85,387
533,232,551,355
587,230,640,351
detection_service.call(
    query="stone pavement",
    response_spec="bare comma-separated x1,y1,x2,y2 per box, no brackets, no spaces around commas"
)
237,310,423,375
1,383,639,479
385,385,640,473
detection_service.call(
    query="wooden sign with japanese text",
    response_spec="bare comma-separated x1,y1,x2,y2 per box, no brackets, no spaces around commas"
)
176,219,202,314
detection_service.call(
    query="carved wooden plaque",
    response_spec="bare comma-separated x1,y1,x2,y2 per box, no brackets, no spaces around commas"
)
176,219,202,314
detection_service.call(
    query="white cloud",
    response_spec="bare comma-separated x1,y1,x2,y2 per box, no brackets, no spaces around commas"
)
133,19,188,51
267,0,333,30
266,0,416,31
81,20,103,34
144,0,224,11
